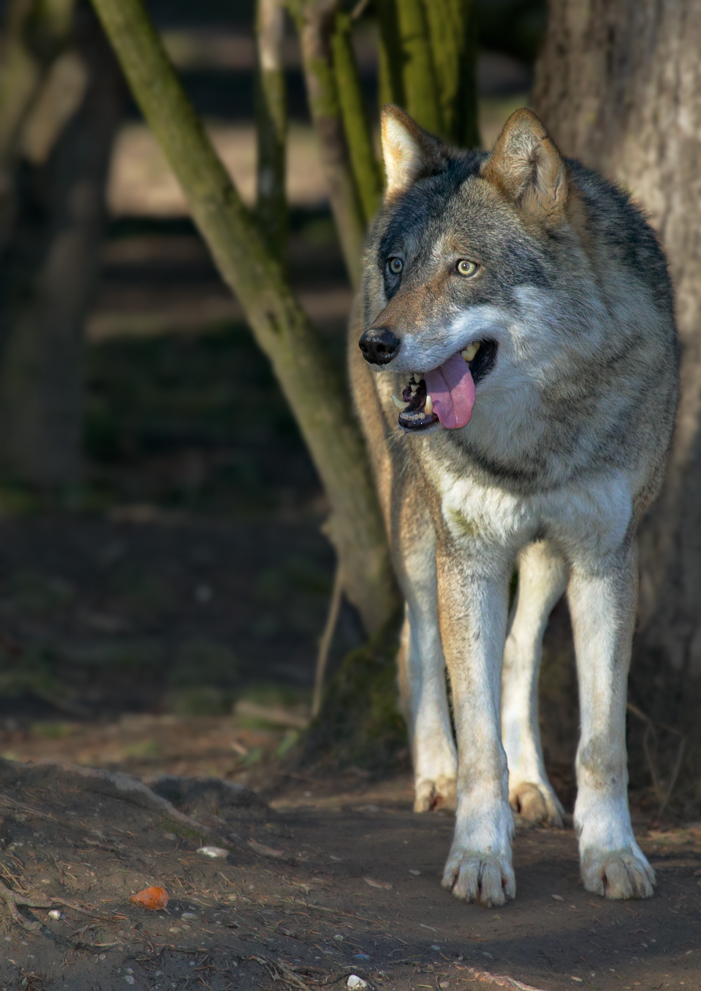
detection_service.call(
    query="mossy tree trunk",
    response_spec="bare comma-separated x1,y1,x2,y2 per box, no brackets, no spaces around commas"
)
423,0,480,147
376,0,479,146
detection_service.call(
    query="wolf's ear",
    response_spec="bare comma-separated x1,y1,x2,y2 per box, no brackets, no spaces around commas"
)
482,108,568,225
381,105,443,201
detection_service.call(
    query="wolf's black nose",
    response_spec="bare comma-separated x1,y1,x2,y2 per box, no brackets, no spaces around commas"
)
359,327,401,365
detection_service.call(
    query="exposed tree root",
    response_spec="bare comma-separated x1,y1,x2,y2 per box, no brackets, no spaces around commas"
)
0,878,51,931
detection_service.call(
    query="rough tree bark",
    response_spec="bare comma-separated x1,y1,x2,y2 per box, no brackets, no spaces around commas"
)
0,6,123,488
533,0,701,803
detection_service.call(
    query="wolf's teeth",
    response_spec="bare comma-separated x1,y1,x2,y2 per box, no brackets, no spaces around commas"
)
391,394,407,410
412,373,421,383
462,342,480,362
410,384,418,395
425,394,433,416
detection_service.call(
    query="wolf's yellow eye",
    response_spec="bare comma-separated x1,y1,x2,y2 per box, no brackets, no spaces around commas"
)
456,259,478,277
388,257,403,275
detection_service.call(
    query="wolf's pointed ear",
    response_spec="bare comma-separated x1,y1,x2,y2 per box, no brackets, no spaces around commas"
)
482,109,568,225
381,105,443,201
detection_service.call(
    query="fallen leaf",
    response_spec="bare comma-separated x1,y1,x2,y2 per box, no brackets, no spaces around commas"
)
129,886,169,911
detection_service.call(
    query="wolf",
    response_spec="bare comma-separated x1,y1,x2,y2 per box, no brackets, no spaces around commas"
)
349,105,679,906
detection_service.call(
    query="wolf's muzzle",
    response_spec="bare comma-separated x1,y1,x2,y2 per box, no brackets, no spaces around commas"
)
359,327,401,365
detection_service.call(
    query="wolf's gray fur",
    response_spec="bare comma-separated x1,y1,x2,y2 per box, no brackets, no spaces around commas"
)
349,106,678,905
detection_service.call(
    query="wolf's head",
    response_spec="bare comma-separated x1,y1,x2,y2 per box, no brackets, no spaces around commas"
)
359,106,585,434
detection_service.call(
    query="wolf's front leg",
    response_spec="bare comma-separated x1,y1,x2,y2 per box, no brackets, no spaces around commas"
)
437,541,515,907
396,530,457,812
568,543,655,900
397,604,457,812
502,540,567,826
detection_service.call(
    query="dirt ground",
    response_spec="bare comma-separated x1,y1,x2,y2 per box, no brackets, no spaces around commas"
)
0,759,699,991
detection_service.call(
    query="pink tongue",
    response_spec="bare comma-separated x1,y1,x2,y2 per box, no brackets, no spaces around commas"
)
424,352,476,429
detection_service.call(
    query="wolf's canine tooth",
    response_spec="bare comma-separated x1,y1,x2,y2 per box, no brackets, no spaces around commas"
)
413,373,421,383
425,395,433,416
462,342,480,362
392,394,408,410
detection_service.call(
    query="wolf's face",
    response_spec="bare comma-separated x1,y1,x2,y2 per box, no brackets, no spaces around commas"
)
360,108,584,434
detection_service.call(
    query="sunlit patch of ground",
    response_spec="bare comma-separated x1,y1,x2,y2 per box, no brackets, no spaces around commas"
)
0,712,298,786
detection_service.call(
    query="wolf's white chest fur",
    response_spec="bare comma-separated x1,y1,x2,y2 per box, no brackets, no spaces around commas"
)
425,449,633,567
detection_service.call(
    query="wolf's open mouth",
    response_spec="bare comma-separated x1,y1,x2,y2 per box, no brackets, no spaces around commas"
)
393,340,497,431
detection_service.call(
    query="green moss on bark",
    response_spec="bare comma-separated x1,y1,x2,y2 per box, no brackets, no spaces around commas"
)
293,612,407,773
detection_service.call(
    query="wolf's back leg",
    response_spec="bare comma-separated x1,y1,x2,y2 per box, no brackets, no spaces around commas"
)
501,540,566,826
397,538,457,814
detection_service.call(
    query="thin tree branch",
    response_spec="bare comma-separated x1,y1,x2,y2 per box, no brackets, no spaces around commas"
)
312,562,344,718
331,11,382,223
255,0,287,265
290,0,366,287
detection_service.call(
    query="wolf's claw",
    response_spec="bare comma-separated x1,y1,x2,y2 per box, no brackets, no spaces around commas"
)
442,850,515,907
580,847,655,899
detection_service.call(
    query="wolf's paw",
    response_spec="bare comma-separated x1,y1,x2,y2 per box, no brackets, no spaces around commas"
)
441,849,515,907
580,847,655,900
509,780,564,827
414,775,457,813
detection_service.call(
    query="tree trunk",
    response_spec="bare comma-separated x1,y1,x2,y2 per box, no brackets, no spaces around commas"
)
423,0,479,147
90,0,399,635
0,8,123,488
376,0,442,136
533,0,701,803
